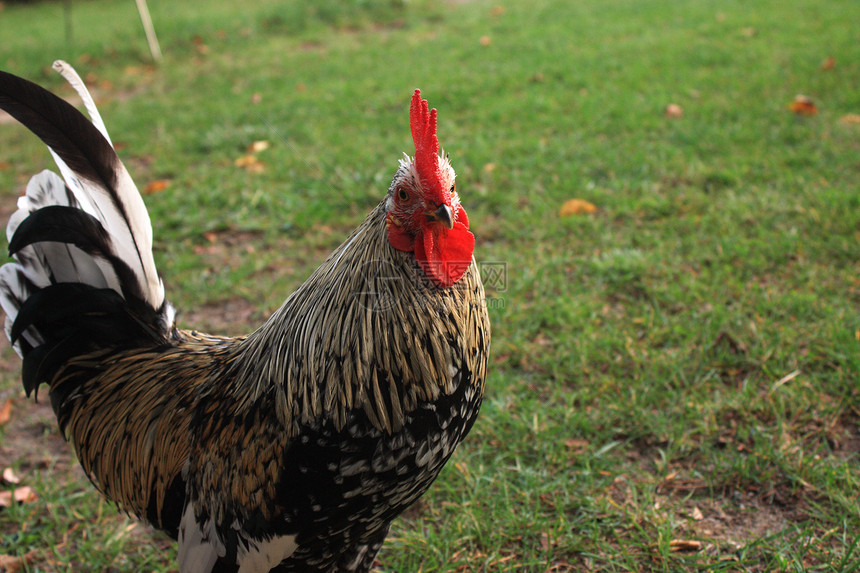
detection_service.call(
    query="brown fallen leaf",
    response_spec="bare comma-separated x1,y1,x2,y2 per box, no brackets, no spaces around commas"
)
0,554,25,573
665,103,683,118
0,161,10,171
540,531,551,551
560,198,598,216
143,179,170,194
690,505,704,521
192,35,210,55
840,114,860,125
234,155,265,173
821,56,836,71
565,438,589,452
0,486,37,508
670,539,702,552
2,468,20,485
247,140,270,154
0,400,11,426
790,95,818,116
0,550,38,573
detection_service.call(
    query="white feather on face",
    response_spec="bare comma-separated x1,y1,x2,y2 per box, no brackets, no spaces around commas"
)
385,152,460,232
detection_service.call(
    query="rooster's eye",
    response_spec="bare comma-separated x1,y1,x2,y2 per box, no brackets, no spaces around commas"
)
398,188,409,201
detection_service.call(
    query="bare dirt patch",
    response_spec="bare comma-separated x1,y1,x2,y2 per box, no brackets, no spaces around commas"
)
684,495,796,549
177,296,265,336
0,395,73,476
0,337,75,477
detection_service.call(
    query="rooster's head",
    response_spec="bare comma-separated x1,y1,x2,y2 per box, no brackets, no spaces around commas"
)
386,90,475,288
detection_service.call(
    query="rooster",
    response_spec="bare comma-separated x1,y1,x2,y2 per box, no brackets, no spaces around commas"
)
0,62,490,572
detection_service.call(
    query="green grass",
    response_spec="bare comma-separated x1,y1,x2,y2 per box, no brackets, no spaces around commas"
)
1,0,858,570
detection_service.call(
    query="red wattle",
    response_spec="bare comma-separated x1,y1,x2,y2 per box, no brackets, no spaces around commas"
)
453,204,469,230
414,221,475,288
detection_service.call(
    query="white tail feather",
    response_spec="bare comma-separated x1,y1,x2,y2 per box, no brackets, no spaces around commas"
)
45,63,164,309
0,265,44,356
8,170,123,293
0,169,131,354
8,169,72,235
52,60,113,146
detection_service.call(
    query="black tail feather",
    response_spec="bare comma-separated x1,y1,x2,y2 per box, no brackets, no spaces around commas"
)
9,205,143,302
13,283,167,397
8,206,111,258
0,70,120,200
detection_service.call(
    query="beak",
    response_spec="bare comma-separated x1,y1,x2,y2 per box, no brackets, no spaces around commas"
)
426,203,454,229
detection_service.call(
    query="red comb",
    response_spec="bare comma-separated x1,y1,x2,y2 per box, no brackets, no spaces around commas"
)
410,89,444,198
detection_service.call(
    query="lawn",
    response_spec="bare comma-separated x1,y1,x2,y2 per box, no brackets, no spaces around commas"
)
0,0,858,571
